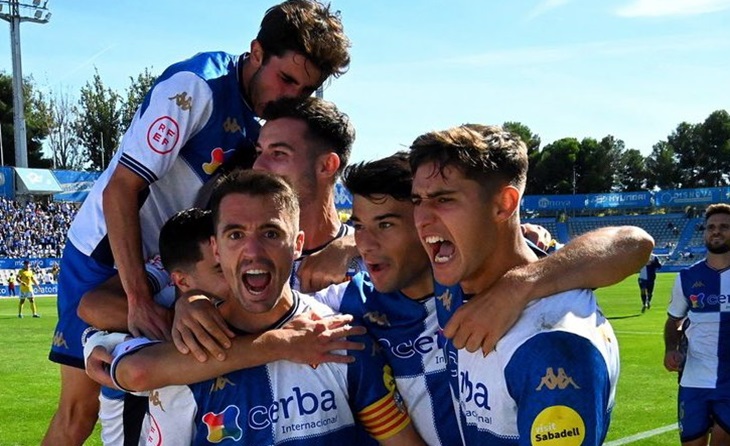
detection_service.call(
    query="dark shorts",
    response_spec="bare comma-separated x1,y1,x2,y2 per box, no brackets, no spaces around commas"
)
678,386,730,442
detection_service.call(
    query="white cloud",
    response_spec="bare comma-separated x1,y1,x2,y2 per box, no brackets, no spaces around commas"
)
526,0,572,20
617,0,730,17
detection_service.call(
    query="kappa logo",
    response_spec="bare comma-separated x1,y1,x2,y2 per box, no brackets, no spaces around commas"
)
363,311,390,327
437,289,453,312
536,367,580,391
223,117,242,133
692,281,705,289
149,390,165,412
52,331,68,349
210,376,235,393
168,92,192,111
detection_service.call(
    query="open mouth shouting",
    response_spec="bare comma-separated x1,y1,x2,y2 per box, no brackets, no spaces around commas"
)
424,235,455,264
242,268,272,295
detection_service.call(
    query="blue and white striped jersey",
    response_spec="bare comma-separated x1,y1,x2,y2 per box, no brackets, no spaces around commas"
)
434,283,619,445
668,260,730,389
314,273,462,446
67,51,259,266
111,292,411,445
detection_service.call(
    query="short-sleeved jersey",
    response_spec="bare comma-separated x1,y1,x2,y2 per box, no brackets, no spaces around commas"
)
639,256,662,282
17,269,37,293
434,283,619,445
314,273,461,446
115,292,411,445
67,51,259,266
668,260,730,389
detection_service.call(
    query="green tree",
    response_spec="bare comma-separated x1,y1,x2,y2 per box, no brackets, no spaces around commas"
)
530,137,581,195
575,136,622,193
695,110,730,186
614,148,646,191
645,141,681,190
503,121,542,193
47,89,84,170
76,69,122,171
0,72,52,167
121,67,157,130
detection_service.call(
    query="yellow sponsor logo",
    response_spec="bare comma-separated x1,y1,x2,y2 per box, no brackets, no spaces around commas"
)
536,367,580,391
168,92,192,111
210,376,235,393
531,405,585,445
437,289,453,312
52,331,68,349
149,390,165,412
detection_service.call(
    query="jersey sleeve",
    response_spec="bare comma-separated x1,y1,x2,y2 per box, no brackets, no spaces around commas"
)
346,334,412,441
118,71,213,185
145,385,196,445
667,274,689,319
505,331,612,446
311,281,349,312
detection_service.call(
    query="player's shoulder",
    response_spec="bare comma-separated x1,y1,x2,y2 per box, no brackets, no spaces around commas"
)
160,52,237,83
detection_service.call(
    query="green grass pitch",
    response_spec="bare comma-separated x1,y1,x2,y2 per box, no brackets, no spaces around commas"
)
0,273,681,445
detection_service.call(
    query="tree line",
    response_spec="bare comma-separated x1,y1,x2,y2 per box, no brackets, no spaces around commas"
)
1,69,728,193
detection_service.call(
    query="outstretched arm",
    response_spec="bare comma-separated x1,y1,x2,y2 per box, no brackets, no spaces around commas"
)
444,225,654,353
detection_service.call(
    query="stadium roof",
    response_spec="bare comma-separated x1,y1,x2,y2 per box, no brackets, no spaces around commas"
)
15,168,63,195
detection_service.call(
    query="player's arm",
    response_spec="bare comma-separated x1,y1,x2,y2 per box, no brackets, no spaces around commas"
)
87,318,366,391
103,165,171,340
78,274,139,332
444,225,654,353
297,233,359,292
664,276,688,372
507,330,617,445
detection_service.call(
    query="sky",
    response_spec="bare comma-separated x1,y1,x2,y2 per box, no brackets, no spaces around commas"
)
1,0,729,164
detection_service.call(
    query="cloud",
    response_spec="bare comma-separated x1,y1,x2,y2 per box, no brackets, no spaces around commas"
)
616,0,730,17
526,0,572,20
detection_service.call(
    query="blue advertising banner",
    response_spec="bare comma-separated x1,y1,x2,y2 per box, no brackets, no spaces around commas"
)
584,191,653,209
0,166,15,198
0,258,60,269
0,283,57,297
654,188,726,207
334,182,353,210
522,195,587,211
52,170,102,202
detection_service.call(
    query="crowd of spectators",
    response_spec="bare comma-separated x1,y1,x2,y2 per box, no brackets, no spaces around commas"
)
0,197,79,259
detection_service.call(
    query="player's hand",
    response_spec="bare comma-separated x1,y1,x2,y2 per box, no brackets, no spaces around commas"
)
172,291,234,362
664,350,684,372
276,311,367,365
85,346,115,388
127,297,173,341
521,223,552,251
443,268,530,355
297,234,358,292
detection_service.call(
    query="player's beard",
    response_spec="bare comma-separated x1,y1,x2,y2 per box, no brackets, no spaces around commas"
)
706,241,730,254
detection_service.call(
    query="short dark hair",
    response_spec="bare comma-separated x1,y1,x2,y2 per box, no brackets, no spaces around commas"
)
409,125,528,193
262,96,354,178
343,151,412,202
257,0,351,81
208,169,300,231
705,203,730,221
159,208,213,272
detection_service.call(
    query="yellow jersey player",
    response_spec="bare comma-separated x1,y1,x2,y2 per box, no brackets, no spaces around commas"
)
17,260,40,318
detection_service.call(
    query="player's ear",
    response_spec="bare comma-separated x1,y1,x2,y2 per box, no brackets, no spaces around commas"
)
293,230,305,259
210,236,221,263
170,270,188,290
494,185,520,223
318,152,340,180
249,40,264,68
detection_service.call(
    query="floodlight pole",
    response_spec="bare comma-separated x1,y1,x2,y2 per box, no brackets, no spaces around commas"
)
0,0,51,168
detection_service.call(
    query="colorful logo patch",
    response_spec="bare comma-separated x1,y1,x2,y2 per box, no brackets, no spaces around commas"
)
202,405,243,443
203,147,234,175
531,405,585,445
146,116,179,154
689,293,704,309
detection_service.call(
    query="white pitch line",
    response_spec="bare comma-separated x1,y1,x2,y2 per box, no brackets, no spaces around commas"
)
604,423,677,445
613,331,662,335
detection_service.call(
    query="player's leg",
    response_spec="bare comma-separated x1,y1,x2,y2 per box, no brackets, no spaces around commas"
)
18,296,25,317
29,296,40,317
42,364,100,446
708,393,730,446
679,387,713,446
647,280,655,309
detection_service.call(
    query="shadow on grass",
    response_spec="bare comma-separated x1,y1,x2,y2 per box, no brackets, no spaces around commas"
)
608,313,644,320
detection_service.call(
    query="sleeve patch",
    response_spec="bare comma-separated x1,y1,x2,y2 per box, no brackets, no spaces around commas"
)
146,116,180,154
531,405,585,446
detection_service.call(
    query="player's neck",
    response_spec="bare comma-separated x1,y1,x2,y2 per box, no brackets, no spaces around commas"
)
706,252,730,270
225,285,294,333
461,224,537,296
299,189,341,250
